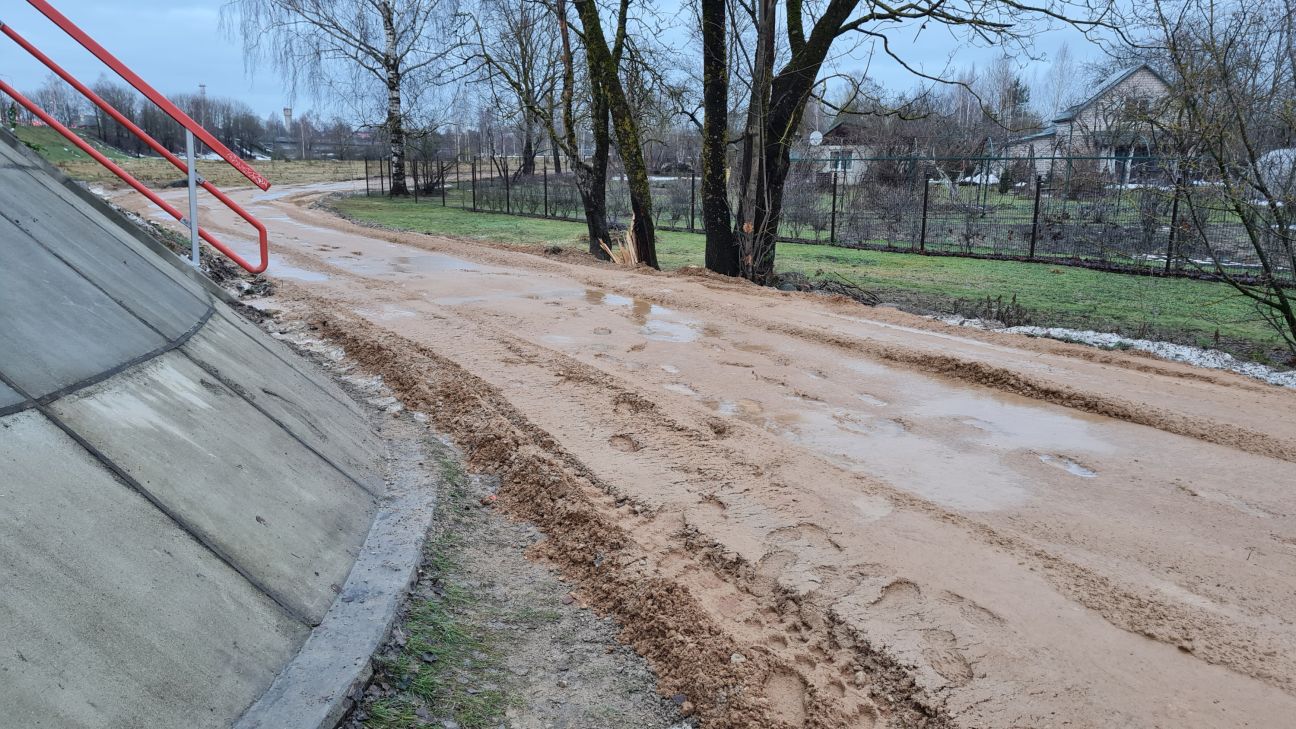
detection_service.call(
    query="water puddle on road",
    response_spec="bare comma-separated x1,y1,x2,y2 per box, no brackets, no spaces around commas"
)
1038,454,1099,478
584,288,700,343
326,252,503,277
773,362,1113,511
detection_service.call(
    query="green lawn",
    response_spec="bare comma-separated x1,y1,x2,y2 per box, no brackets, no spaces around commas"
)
336,195,1287,360
13,124,131,163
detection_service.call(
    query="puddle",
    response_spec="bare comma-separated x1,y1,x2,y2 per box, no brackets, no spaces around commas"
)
709,399,763,417
584,289,699,341
1038,454,1098,478
274,264,330,282
328,252,500,277
434,287,585,306
641,319,698,343
913,392,1105,452
663,383,698,397
660,364,681,374
855,393,888,407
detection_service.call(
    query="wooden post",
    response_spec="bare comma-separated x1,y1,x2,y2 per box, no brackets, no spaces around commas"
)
471,159,477,210
543,163,549,217
364,157,370,197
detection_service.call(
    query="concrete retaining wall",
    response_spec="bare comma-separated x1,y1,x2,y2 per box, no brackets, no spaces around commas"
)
0,130,385,727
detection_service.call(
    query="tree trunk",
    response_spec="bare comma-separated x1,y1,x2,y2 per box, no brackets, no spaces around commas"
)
572,0,658,268
520,122,536,175
555,0,609,259
700,0,738,275
733,0,778,282
382,1,409,196
552,143,563,174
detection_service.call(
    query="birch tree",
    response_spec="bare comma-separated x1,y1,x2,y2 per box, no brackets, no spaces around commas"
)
227,0,460,195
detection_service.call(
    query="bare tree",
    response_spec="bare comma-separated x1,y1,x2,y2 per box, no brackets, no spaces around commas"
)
474,0,563,176
1140,0,1296,350
477,0,614,258
700,0,1121,283
571,0,659,268
226,0,461,195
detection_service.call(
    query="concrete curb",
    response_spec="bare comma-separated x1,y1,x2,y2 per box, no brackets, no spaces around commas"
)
235,413,439,729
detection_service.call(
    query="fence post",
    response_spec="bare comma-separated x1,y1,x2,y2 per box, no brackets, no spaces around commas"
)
690,169,696,232
471,159,477,210
411,154,419,203
379,157,385,196
829,171,839,245
364,157,370,197
1166,176,1181,273
1029,174,1043,260
440,155,447,207
504,158,511,214
919,175,930,252
543,163,548,217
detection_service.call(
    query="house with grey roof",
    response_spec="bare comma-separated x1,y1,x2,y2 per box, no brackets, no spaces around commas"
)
1002,64,1172,182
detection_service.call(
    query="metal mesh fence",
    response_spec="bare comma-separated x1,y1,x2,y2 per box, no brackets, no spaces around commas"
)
362,153,1294,283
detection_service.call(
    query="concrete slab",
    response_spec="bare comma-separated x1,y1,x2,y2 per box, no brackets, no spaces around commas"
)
236,415,439,729
0,216,167,398
0,410,307,729
216,308,370,422
0,379,23,411
0,163,209,339
50,352,377,624
183,309,384,493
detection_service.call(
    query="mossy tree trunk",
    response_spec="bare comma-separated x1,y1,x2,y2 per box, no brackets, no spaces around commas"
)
700,0,738,275
571,0,658,268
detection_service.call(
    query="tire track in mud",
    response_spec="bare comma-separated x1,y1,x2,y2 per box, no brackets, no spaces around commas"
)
305,307,955,729
292,296,1293,722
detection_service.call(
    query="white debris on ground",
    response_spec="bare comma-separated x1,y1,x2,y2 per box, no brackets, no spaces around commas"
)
939,315,1296,388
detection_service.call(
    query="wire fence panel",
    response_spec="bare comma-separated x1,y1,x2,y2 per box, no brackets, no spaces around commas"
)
362,152,1292,284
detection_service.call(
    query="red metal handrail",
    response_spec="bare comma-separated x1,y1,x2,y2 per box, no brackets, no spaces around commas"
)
0,1,272,273
25,0,269,191
1,81,270,274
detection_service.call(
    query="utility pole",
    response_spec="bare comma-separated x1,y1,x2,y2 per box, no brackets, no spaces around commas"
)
282,107,293,160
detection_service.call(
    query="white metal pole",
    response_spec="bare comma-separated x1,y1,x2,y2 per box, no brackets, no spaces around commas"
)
184,129,200,268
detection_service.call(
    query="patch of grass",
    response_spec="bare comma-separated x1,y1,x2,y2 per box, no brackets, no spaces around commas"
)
363,449,509,729
13,125,131,163
332,194,1289,359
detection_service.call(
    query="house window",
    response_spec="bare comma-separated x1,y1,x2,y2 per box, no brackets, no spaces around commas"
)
832,150,853,171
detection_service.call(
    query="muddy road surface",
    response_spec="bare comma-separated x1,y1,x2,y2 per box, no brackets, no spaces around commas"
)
131,183,1296,728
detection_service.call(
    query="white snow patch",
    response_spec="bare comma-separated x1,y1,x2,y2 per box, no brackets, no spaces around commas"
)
939,315,1296,388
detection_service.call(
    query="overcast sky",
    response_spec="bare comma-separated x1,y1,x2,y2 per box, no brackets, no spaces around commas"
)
2,0,1107,121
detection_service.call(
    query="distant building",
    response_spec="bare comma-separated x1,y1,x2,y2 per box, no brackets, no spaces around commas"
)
1002,64,1172,183
813,119,878,184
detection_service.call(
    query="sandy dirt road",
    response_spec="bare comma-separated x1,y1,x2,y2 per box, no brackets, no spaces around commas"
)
131,183,1296,727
